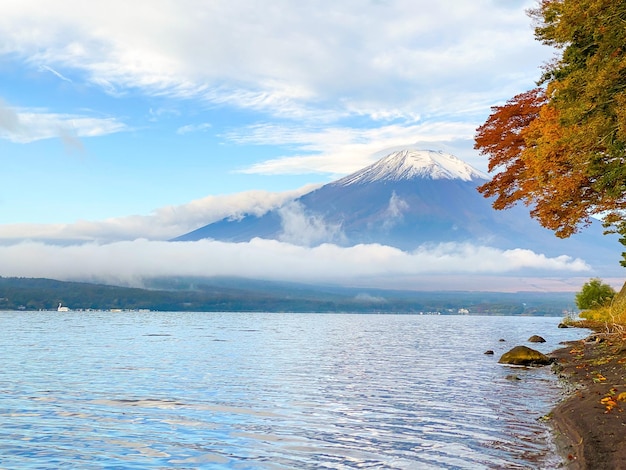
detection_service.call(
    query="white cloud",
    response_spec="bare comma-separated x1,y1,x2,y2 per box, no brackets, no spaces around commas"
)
176,122,212,134
278,202,345,246
0,99,21,133
354,293,387,303
0,101,127,144
0,185,319,242
381,192,409,231
0,238,590,288
39,64,72,82
231,122,478,175
0,0,550,121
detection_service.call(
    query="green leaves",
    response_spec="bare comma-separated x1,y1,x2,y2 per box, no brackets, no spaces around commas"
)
575,278,616,310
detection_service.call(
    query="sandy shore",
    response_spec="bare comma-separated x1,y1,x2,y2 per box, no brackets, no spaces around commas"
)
548,326,626,469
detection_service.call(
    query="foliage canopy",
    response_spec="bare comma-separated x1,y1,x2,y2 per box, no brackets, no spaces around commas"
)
475,0,626,261
575,277,616,310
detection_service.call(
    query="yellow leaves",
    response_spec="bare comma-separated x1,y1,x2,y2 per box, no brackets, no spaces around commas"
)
592,373,607,383
601,388,626,413
600,395,618,412
569,347,584,359
590,356,612,366
614,92,626,137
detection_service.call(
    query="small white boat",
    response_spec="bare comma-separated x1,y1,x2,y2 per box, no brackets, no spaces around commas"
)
57,303,70,312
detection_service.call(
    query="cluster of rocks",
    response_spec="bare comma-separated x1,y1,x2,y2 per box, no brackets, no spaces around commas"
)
485,334,552,366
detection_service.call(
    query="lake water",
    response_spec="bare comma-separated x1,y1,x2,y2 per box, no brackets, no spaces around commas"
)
0,311,587,469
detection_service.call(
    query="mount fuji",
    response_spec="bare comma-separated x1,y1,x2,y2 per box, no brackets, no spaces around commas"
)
175,149,622,275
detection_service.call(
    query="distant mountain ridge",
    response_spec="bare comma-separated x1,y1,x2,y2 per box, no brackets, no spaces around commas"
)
174,149,622,275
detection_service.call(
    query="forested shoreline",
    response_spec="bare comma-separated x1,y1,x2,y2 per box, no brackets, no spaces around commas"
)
0,276,574,315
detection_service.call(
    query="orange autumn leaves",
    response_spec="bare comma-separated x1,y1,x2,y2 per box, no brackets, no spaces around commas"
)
567,345,626,413
600,389,626,413
476,88,595,238
475,0,626,241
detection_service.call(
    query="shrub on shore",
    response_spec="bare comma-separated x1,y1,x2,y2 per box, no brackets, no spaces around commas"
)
576,278,626,328
575,278,616,310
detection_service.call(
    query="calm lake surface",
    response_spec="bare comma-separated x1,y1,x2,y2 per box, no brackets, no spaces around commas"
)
0,311,587,469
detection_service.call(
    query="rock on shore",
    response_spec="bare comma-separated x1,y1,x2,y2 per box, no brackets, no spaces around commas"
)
528,335,546,343
498,345,552,366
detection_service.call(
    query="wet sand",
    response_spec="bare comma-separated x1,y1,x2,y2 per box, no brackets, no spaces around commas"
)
549,326,626,469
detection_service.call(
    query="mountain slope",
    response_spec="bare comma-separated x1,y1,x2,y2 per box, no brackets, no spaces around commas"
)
176,149,490,245
174,149,622,274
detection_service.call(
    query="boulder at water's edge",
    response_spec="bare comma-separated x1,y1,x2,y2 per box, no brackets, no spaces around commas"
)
528,335,546,343
498,345,552,366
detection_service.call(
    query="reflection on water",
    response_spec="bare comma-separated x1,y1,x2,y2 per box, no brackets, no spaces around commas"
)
0,311,586,469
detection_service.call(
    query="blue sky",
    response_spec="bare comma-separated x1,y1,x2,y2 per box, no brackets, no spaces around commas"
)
1,0,550,225
1,0,607,291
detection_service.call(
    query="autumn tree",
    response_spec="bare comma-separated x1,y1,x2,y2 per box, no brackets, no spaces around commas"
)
476,0,626,257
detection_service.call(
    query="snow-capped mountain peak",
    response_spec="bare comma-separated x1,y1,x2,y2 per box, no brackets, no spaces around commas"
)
334,149,488,186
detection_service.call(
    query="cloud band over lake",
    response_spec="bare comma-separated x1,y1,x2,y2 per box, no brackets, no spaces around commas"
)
0,238,590,289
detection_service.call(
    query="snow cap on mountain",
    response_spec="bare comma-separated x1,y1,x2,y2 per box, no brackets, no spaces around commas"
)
335,149,488,185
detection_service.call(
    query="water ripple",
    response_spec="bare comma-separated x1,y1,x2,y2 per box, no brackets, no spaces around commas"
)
0,311,587,468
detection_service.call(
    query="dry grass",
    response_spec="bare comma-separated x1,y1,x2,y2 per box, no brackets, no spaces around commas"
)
578,293,626,333
565,280,626,333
